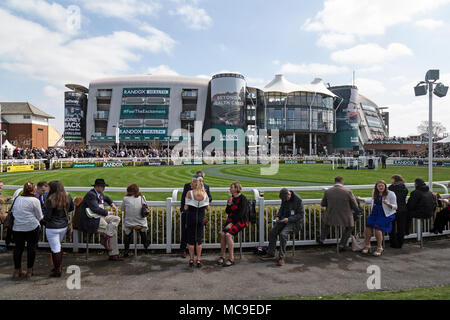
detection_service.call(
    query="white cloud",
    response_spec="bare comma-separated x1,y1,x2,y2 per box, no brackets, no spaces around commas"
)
358,65,383,73
316,33,355,49
169,5,212,30
355,78,387,96
4,0,80,35
272,60,280,65
280,63,349,76
388,97,450,136
147,65,179,76
76,0,161,20
0,8,176,86
246,77,266,87
303,0,450,36
43,85,63,98
331,43,413,65
415,19,445,29
196,74,211,80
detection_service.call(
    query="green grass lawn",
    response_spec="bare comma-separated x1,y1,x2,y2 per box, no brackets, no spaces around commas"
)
0,164,448,201
276,285,450,300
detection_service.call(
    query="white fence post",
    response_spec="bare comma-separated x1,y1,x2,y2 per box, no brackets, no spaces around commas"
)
258,195,265,246
166,197,172,253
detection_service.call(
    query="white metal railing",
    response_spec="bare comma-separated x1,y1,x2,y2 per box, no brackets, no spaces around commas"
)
1,189,448,253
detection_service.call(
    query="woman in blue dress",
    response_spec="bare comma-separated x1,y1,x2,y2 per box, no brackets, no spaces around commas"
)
357,180,397,256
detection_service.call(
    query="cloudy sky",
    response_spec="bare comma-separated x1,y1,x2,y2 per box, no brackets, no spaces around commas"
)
1,0,450,136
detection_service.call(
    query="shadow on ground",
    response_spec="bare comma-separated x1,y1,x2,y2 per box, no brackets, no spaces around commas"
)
0,238,449,300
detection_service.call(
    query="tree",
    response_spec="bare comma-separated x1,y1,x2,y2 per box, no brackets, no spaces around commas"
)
417,121,447,138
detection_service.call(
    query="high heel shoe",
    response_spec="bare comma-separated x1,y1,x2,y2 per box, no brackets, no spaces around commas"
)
373,247,384,257
196,259,202,268
189,259,194,267
362,246,371,254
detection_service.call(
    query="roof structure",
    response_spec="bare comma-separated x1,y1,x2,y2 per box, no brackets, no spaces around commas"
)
0,102,54,119
261,75,337,97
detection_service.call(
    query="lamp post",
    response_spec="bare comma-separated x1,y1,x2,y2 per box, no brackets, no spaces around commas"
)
414,70,448,191
414,70,448,247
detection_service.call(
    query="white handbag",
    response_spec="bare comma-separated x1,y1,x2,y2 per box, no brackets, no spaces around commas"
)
351,234,366,251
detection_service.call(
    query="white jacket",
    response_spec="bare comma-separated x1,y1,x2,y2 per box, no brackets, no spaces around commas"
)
363,191,398,217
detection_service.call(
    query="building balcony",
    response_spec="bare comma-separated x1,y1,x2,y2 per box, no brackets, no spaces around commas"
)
180,110,196,121
94,111,109,120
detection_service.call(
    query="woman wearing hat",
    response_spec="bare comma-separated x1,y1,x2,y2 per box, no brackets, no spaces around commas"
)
79,179,122,261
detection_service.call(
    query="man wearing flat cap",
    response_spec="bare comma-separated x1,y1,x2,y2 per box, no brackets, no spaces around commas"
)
260,188,304,266
79,179,122,261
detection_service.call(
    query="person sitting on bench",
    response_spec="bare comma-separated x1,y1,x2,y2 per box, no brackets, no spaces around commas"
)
79,179,122,261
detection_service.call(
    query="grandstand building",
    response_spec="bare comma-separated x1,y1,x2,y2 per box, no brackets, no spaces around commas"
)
66,73,388,155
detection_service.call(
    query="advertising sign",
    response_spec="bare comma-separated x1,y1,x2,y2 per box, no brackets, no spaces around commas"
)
144,162,162,166
102,162,125,167
7,165,34,173
183,160,203,165
120,105,168,119
72,163,96,168
122,88,170,97
119,127,167,141
332,88,359,149
210,74,246,142
64,91,85,143
393,160,417,166
284,160,299,164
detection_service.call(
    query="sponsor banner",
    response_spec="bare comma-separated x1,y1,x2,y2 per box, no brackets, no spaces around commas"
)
222,160,238,165
303,160,317,164
422,161,450,167
64,91,85,143
120,105,169,119
144,162,162,166
393,160,417,166
183,160,203,165
102,162,125,168
7,165,34,173
122,88,170,97
119,127,167,141
72,163,96,168
284,160,299,164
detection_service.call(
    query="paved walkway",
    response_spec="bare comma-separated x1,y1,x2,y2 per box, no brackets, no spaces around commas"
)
0,237,449,300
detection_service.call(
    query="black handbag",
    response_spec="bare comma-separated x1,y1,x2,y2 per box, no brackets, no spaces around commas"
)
141,196,149,218
3,197,18,229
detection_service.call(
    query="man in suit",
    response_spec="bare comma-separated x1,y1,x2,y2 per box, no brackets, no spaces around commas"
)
260,188,304,266
79,179,122,261
179,170,212,258
35,182,49,215
318,176,359,252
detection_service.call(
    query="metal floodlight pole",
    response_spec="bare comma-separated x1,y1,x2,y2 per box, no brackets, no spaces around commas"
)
428,82,433,191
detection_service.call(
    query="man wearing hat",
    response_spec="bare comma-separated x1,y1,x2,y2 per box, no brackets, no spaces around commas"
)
79,179,122,261
179,170,212,258
260,188,304,266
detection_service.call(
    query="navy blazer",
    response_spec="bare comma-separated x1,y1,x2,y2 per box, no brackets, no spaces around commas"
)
180,182,212,213
78,189,114,234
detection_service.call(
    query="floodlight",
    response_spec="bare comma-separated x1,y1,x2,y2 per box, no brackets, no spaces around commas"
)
425,69,439,82
414,83,428,96
433,83,448,98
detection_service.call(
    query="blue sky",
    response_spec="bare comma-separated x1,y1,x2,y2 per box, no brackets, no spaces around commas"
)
1,0,450,137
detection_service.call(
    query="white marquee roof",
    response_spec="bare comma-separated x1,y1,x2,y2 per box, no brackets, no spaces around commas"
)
261,75,337,98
